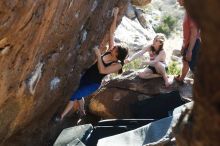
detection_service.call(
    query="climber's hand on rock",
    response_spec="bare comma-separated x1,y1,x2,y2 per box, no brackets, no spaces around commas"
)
113,7,119,17
93,46,101,57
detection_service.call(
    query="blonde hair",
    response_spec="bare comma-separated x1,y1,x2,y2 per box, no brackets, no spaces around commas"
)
151,33,166,54
155,33,166,43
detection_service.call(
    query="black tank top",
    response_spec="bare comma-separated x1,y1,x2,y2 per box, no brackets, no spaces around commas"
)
80,52,118,85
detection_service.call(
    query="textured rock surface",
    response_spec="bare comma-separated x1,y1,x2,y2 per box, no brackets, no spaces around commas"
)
174,0,220,146
0,0,128,145
1,0,220,145
131,0,151,6
115,16,155,51
89,72,192,119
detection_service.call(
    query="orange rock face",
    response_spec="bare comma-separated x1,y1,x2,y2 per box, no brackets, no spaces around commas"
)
131,0,151,6
0,0,128,145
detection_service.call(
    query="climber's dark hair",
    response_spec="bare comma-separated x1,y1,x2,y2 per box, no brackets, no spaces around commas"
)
116,45,128,74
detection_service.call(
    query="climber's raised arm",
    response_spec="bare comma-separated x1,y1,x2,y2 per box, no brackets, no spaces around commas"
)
109,7,119,51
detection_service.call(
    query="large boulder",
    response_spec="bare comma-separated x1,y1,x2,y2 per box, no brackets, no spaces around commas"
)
115,16,155,51
126,3,136,19
0,0,129,145
125,2,152,29
89,72,192,119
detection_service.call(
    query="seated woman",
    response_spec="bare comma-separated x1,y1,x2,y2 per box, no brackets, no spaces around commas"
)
125,33,170,87
57,7,128,121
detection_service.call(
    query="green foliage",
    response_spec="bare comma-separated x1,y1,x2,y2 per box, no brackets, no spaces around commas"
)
167,61,181,75
154,15,178,37
123,58,143,72
154,24,170,36
109,58,145,79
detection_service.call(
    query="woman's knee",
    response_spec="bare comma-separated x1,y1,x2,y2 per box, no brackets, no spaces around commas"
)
155,62,165,70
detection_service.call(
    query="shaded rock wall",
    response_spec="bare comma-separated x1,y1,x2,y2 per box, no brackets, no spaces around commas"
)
175,0,220,146
0,0,128,145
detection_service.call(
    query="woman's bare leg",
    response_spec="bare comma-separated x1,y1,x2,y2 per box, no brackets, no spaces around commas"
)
154,62,170,87
78,98,86,116
138,68,155,79
138,68,161,79
179,60,189,81
61,101,75,120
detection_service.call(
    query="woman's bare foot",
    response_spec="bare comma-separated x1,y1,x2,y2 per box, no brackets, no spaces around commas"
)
165,81,171,88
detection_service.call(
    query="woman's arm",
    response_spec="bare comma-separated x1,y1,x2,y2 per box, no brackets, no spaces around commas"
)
94,47,122,74
185,20,198,61
147,50,166,66
125,45,150,63
109,7,119,51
